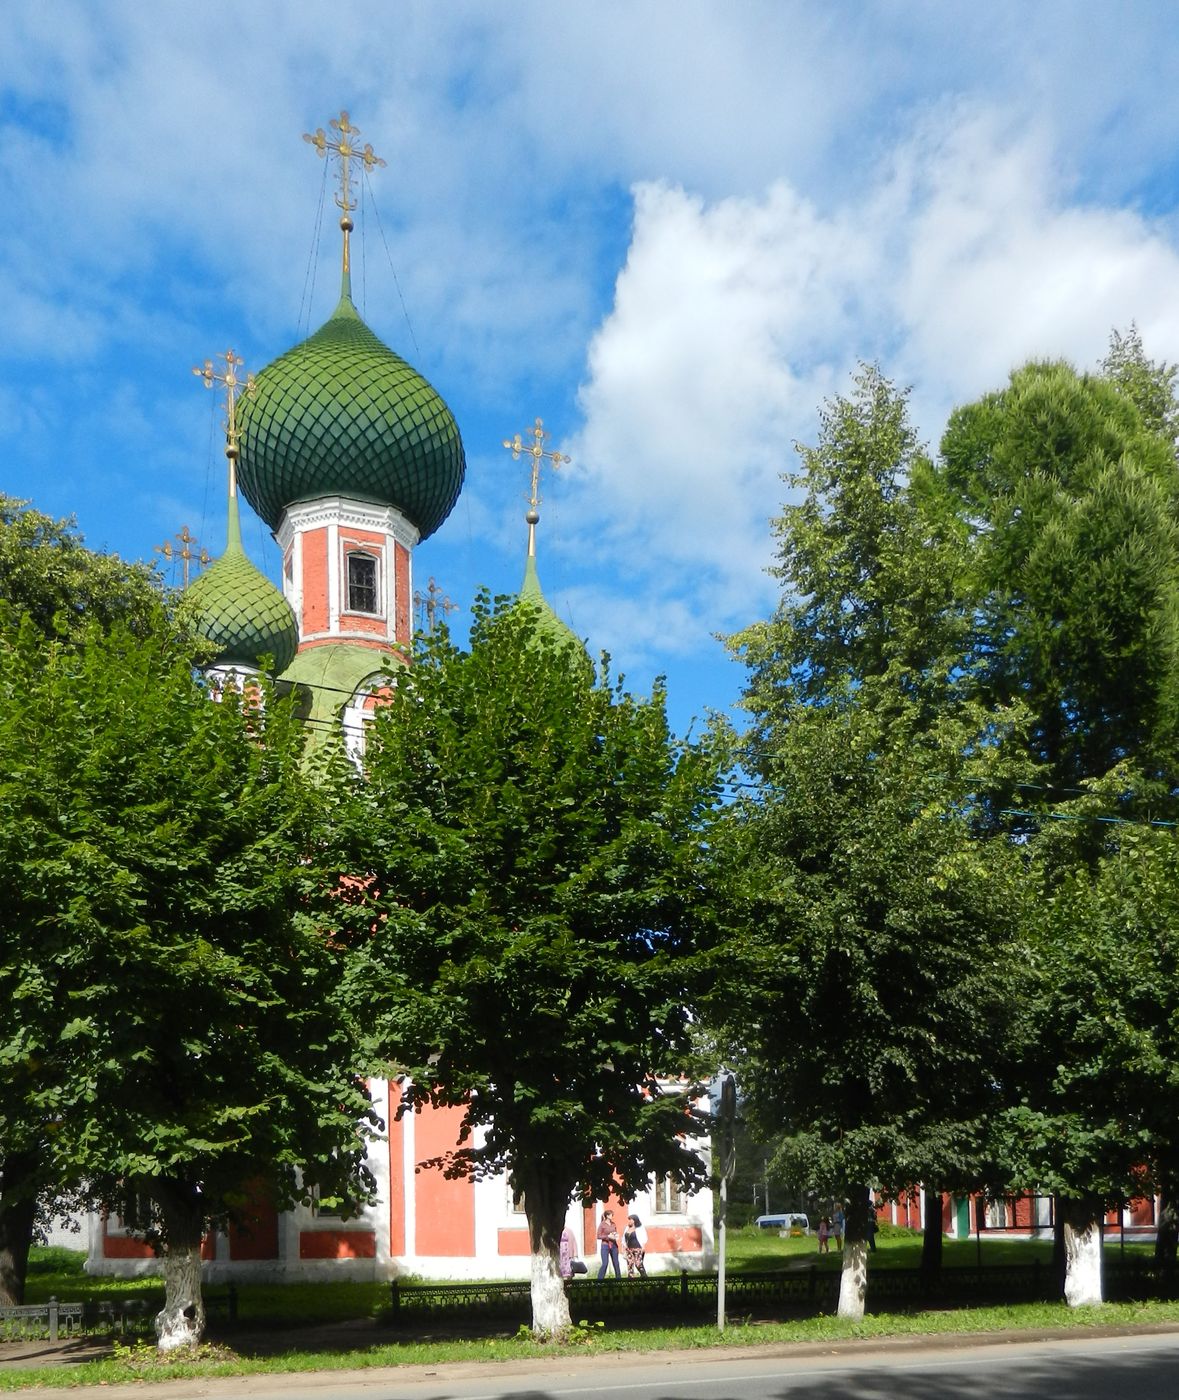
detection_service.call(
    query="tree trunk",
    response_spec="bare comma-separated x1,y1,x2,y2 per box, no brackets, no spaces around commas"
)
0,1151,39,1306
522,1166,573,1337
1061,1196,1103,1307
836,1184,870,1322
920,1186,943,1281
1154,1185,1178,1275
152,1181,206,1351
1051,1192,1066,1292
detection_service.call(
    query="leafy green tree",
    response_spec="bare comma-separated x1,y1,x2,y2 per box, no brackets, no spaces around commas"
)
0,494,165,642
333,595,726,1335
0,498,170,1305
0,616,375,1345
997,821,1179,1304
1101,324,1179,450
728,368,1023,1319
936,360,1179,815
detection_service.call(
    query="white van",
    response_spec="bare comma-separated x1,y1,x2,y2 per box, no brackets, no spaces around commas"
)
754,1212,810,1234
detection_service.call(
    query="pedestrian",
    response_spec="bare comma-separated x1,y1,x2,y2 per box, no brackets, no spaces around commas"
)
833,1205,845,1250
865,1213,877,1252
623,1214,648,1278
596,1209,622,1280
817,1216,830,1253
559,1226,577,1279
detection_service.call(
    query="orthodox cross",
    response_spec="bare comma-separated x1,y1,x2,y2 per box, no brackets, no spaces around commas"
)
502,418,571,558
192,349,255,493
414,577,457,635
303,109,387,276
154,525,210,590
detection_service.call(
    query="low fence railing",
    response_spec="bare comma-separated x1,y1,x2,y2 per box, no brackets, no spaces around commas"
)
0,1286,238,1342
388,1258,1179,1322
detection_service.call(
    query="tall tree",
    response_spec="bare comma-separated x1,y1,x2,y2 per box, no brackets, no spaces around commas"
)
0,616,375,1346
0,497,169,1305
333,595,726,1336
729,368,1022,1319
936,360,1179,811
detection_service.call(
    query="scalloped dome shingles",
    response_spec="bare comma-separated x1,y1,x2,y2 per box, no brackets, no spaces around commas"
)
187,543,299,675
235,293,465,539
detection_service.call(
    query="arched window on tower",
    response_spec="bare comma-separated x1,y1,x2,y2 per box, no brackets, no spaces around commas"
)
346,552,379,615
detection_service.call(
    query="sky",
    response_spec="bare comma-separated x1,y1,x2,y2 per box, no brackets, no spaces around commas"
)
3,1,1179,735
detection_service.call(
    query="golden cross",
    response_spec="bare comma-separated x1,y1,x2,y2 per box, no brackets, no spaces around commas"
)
192,349,255,491
413,577,458,635
154,525,211,591
502,418,570,558
303,110,387,276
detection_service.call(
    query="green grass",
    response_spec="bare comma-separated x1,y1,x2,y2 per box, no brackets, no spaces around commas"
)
724,1222,1155,1273
7,1236,1172,1391
4,1298,1179,1391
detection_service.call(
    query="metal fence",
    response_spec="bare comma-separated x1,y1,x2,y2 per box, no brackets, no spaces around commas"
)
387,1258,1179,1323
0,1286,238,1342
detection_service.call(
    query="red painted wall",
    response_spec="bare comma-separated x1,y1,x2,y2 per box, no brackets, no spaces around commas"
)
414,1103,475,1256
299,1229,376,1260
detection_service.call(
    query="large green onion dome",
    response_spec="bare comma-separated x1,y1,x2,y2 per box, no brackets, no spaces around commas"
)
186,493,299,675
235,287,465,538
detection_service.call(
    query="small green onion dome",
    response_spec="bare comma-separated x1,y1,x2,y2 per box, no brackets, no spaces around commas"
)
186,494,299,675
517,555,581,653
235,288,465,538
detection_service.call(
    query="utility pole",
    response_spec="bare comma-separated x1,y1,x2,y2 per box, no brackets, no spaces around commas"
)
716,1073,736,1332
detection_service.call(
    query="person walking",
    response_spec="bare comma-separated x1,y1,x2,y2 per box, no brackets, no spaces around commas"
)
596,1209,621,1280
817,1216,830,1253
623,1214,648,1278
833,1205,845,1250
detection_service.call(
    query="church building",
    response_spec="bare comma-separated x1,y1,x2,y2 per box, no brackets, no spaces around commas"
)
86,112,713,1283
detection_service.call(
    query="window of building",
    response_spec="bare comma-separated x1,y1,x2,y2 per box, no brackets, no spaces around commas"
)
347,553,379,614
653,1176,685,1214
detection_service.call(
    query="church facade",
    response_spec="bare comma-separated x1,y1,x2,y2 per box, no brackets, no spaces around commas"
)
86,114,713,1282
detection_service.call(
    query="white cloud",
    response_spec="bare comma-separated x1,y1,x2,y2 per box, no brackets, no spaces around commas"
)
571,105,1179,663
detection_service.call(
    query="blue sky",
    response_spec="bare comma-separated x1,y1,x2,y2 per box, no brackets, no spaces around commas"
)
3,2,1179,735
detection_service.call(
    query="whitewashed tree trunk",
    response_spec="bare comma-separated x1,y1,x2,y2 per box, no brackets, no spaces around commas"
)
837,1238,868,1320
529,1237,572,1336
153,1182,206,1351
523,1168,573,1337
1063,1212,1104,1307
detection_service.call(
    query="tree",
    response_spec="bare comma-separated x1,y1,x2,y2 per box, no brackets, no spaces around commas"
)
0,616,376,1346
0,494,164,643
332,595,726,1335
0,497,170,1306
728,369,1023,1319
936,360,1179,813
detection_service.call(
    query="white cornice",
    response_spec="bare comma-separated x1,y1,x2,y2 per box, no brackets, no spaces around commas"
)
275,497,421,552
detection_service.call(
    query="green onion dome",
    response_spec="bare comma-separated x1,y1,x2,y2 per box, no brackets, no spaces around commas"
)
235,289,465,539
517,555,581,654
186,493,298,675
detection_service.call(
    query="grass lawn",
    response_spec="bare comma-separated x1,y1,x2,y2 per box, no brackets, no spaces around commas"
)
6,1233,1171,1391
724,1222,1153,1273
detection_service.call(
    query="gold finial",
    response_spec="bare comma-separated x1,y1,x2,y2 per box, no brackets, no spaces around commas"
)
154,525,211,590
192,349,255,494
413,577,458,635
502,418,571,559
303,109,387,280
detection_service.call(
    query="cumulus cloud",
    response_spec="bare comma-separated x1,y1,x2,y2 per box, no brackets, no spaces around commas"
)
570,105,1179,664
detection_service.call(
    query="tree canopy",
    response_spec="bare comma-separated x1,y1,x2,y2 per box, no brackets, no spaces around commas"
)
0,614,375,1342
333,594,727,1333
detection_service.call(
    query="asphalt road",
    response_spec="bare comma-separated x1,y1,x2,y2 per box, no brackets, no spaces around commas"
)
27,1330,1179,1400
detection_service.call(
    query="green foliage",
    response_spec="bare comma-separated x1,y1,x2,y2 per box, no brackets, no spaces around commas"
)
333,592,728,1214
726,366,1024,1209
936,359,1179,804
0,494,166,643
0,612,376,1242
